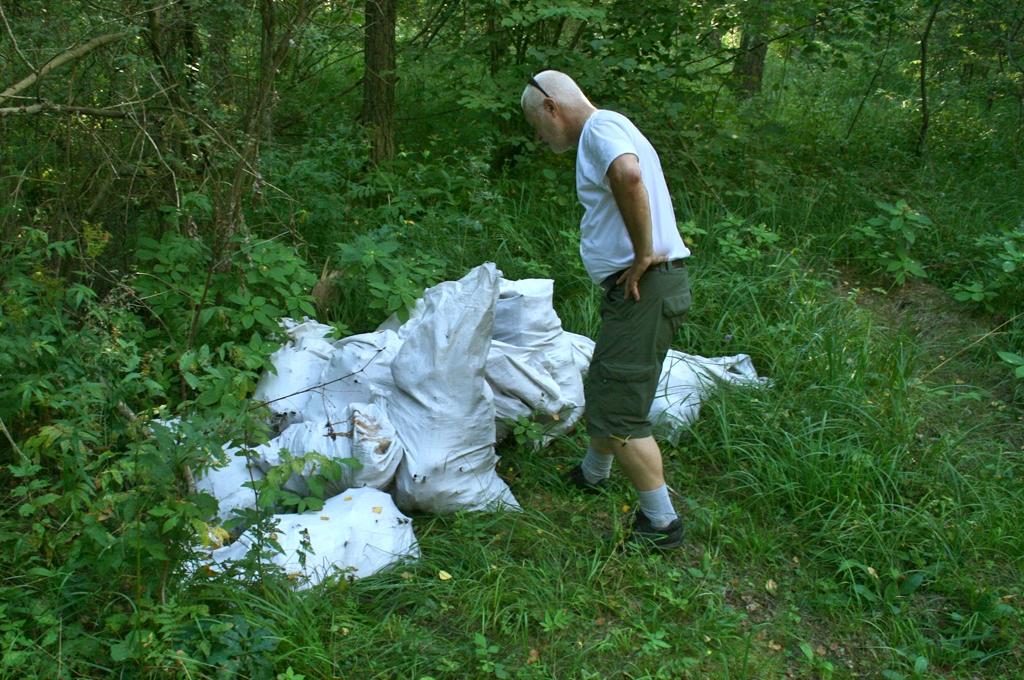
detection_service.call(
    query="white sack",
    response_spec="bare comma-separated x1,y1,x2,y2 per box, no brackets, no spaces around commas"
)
253,398,403,495
390,263,519,513
272,317,336,351
486,340,564,442
195,445,263,524
347,399,404,490
649,350,769,443
208,487,418,587
303,330,402,425
564,332,596,377
253,318,336,418
492,279,585,437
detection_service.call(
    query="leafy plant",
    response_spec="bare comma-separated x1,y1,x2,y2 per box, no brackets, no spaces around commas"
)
847,200,932,284
705,213,781,264
331,232,444,330
951,223,1024,313
245,447,360,516
473,632,511,679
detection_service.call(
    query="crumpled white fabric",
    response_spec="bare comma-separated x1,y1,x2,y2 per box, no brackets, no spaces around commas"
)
199,264,771,589
253,318,336,419
488,279,585,442
194,445,263,524
649,350,769,443
208,487,418,587
303,330,403,425
252,397,404,496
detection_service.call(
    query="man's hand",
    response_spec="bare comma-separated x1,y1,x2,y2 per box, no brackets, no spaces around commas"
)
616,253,668,301
607,154,664,301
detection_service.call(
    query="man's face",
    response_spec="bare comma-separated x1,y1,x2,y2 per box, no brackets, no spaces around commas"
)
525,102,571,154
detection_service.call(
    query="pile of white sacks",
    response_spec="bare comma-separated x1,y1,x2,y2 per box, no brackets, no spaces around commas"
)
195,263,766,587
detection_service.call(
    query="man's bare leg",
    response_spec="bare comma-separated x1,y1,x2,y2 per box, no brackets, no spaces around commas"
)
592,434,679,530
590,435,665,491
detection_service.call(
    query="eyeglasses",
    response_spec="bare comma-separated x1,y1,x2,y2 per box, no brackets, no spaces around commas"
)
527,75,552,99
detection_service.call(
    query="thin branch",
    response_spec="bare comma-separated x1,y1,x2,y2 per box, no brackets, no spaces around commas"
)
0,415,27,463
845,18,895,140
921,310,1024,380
681,1,874,78
407,0,451,46
0,102,132,117
0,30,133,100
0,1,35,73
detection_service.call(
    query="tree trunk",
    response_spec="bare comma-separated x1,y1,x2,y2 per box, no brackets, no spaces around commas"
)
362,0,397,165
917,1,941,155
219,0,321,249
731,29,768,98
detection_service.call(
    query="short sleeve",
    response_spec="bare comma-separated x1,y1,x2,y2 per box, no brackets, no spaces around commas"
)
583,116,638,180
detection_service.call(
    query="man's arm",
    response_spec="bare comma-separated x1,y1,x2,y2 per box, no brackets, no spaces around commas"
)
607,153,668,301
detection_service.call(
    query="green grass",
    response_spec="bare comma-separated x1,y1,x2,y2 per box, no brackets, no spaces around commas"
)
89,225,1015,680
159,144,1024,679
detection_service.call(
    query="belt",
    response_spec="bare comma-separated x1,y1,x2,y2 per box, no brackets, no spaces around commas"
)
601,258,687,288
654,258,687,272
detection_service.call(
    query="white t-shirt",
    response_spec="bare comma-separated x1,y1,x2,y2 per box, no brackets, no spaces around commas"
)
575,110,689,283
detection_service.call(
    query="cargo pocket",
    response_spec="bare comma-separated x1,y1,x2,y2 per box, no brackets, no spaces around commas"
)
585,360,663,436
655,288,692,355
662,291,691,320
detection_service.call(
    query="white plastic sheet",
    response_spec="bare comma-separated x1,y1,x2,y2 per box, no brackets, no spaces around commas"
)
487,339,564,440
563,332,596,377
208,487,418,587
303,330,402,425
198,263,770,590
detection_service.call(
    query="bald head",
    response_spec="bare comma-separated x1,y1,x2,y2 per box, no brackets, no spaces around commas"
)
521,70,594,115
521,71,597,154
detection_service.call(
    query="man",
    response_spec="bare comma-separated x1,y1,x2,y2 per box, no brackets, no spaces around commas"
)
521,70,692,549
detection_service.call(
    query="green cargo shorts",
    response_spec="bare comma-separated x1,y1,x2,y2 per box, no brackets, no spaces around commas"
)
584,260,691,440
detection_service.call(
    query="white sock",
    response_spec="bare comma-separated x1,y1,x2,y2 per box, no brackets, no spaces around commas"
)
580,446,614,484
637,485,678,528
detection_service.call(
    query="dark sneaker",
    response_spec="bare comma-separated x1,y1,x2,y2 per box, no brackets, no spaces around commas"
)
625,513,684,550
564,465,610,494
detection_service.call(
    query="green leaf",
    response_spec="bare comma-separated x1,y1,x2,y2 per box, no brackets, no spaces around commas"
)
899,572,924,596
197,386,223,406
997,351,1024,366
84,524,114,547
110,639,137,662
852,583,878,602
307,475,325,498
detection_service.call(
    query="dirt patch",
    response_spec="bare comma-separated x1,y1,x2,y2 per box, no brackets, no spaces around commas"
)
833,269,1023,448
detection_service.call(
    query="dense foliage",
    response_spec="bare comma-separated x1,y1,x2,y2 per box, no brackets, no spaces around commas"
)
1,0,1022,678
